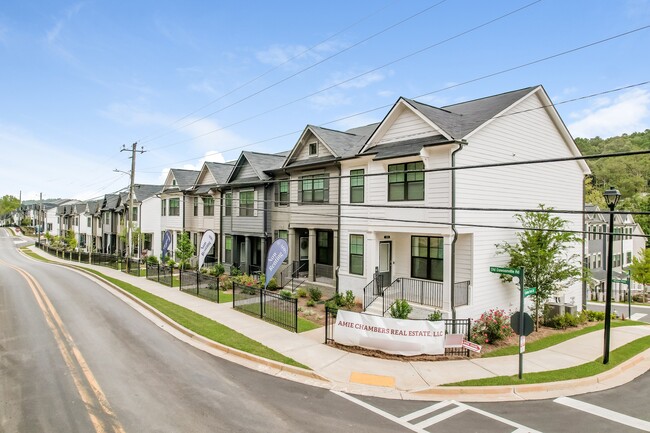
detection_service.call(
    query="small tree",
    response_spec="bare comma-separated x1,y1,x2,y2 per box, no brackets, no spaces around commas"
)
175,232,195,270
629,249,650,301
496,205,583,329
65,230,78,251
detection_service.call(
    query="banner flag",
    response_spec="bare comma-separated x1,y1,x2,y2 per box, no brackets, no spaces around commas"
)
162,230,172,259
198,230,216,269
264,239,288,289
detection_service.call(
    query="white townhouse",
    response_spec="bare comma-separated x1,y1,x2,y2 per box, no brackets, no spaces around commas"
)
338,85,590,319
184,162,232,266
160,169,199,261
134,185,164,259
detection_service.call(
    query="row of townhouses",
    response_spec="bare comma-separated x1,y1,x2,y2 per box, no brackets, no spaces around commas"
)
14,85,645,319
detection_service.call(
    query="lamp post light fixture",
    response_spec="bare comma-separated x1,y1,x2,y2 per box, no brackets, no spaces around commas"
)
603,186,621,364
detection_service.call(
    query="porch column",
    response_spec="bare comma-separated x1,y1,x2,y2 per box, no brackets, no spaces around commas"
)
288,228,297,264
333,230,338,282
443,235,453,312
367,232,377,282
261,236,267,275
308,229,316,281
244,236,251,274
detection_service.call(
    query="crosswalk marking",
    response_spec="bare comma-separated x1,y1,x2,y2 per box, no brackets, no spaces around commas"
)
332,390,542,433
555,397,650,431
631,313,647,321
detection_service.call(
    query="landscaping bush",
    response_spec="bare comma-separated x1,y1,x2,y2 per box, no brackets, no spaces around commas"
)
306,299,315,307
470,309,513,345
585,310,606,321
211,263,225,277
325,290,356,312
546,312,580,329
633,293,647,303
427,310,443,321
389,299,412,319
279,289,293,300
308,287,322,302
230,266,242,277
296,287,308,298
146,255,159,265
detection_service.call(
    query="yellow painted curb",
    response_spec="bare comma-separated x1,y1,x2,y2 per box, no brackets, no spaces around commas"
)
349,372,396,388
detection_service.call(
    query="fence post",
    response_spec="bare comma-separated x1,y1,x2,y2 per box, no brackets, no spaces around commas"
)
232,282,235,309
260,288,264,319
157,263,160,283
196,270,200,295
294,297,298,333
325,306,329,343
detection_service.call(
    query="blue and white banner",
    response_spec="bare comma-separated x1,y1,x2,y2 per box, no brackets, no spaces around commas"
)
162,230,172,258
334,310,446,356
264,239,288,289
198,230,216,269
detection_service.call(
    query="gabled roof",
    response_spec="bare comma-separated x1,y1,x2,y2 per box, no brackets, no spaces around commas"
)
101,194,119,211
132,184,163,202
164,168,199,192
204,161,233,185
227,151,286,184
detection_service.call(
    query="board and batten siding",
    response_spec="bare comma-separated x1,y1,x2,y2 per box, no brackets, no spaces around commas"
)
454,91,585,318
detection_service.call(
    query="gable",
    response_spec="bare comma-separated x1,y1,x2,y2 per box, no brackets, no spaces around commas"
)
364,101,449,151
286,129,335,166
230,158,258,182
196,165,215,185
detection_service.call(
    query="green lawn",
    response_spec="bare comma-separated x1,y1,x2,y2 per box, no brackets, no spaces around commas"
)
81,268,308,369
233,300,320,333
483,320,646,358
445,335,650,386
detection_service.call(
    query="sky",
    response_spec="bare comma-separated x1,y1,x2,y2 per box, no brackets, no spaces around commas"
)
1,0,650,201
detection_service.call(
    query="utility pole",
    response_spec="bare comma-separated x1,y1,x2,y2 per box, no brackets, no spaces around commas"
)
38,192,42,245
120,143,146,259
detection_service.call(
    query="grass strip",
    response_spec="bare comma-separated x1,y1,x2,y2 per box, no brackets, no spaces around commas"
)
22,250,55,263
482,320,646,358
81,268,309,369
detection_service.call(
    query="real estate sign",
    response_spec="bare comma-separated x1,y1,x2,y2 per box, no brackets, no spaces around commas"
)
198,230,216,269
264,239,288,289
334,310,445,356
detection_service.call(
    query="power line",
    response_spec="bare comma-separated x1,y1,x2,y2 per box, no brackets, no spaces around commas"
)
142,0,450,148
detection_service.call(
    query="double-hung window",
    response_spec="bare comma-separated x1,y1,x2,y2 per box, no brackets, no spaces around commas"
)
411,236,443,281
203,197,214,216
388,161,424,201
299,174,329,203
224,192,232,216
276,180,289,206
349,235,364,275
350,169,364,203
169,198,180,216
224,235,232,263
161,199,167,216
239,191,254,217
193,197,199,216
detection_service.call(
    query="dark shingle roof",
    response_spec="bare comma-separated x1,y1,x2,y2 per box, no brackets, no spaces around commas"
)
168,169,199,191
241,151,286,181
204,162,233,185
133,184,163,202
362,135,450,160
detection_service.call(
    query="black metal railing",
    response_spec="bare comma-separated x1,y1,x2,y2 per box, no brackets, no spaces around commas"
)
454,280,470,307
362,273,384,310
278,261,307,290
314,263,333,280
232,282,297,332
383,277,444,315
324,307,471,357
178,268,221,302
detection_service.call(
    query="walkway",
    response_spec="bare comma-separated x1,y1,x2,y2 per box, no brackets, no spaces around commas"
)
24,245,650,402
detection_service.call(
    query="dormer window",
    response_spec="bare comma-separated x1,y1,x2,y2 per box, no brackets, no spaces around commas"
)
172,179,177,186
308,142,318,156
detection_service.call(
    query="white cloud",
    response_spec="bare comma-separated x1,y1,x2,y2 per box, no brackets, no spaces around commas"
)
255,40,343,68
44,3,84,62
309,91,352,109
334,71,385,89
568,88,650,138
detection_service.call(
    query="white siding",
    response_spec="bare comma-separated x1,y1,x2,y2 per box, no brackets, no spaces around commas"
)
373,105,440,145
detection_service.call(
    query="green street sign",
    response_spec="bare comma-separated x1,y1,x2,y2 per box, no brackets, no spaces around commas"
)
489,266,521,276
523,287,536,297
612,279,628,284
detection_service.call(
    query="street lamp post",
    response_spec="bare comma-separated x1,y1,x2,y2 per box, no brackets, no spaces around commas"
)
603,186,621,364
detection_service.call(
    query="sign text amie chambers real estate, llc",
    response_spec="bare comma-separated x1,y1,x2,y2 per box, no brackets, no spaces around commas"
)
333,310,446,356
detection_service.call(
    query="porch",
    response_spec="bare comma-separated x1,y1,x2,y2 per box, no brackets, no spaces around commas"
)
362,275,470,319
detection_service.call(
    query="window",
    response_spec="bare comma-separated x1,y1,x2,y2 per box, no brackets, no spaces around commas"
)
239,191,254,216
275,180,289,206
388,161,424,201
223,192,232,217
627,251,632,264
87,217,91,227
596,253,602,268
317,231,332,265
203,197,214,216
132,207,138,221
411,236,443,281
161,199,167,216
169,198,180,216
349,235,364,275
299,174,329,203
275,230,289,262
193,233,198,250
225,235,232,263
308,142,318,156
104,213,110,224
350,169,364,203
193,197,199,216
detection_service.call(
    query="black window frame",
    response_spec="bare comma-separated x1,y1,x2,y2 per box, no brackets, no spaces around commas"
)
299,174,329,203
349,234,364,276
388,161,424,201
275,180,289,206
193,197,199,216
224,192,232,217
411,236,443,281
169,198,180,216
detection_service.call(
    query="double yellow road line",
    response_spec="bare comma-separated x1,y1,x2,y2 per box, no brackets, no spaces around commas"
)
2,260,126,433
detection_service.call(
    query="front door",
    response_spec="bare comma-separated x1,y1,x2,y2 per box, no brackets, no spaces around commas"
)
378,241,392,289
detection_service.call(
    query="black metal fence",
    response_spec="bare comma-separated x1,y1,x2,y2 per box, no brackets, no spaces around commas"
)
145,263,174,287
383,277,444,314
325,307,472,357
178,268,221,302
232,282,297,332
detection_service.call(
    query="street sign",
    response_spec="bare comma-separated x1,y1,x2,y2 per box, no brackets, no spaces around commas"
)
462,340,482,353
523,287,536,297
489,266,521,276
510,312,534,336
612,279,628,284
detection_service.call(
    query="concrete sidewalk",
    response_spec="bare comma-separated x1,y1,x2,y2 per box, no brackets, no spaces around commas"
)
24,245,650,402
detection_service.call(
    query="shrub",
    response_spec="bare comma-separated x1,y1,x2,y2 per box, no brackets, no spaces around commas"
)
585,310,606,321
633,293,647,303
470,309,513,345
389,299,412,319
546,312,580,329
308,287,322,302
211,263,225,277
279,289,293,300
427,310,443,321
266,277,278,291
325,290,357,312
296,287,308,298
146,255,159,265
342,290,355,308
306,299,315,307
230,266,242,277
